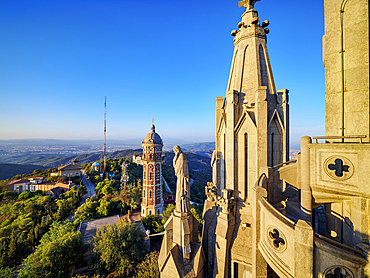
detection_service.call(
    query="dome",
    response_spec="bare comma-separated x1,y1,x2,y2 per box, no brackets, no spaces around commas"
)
142,124,163,145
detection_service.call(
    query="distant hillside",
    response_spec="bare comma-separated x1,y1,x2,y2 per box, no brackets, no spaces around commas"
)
161,151,212,204
0,147,212,183
163,151,211,174
0,163,47,180
172,142,214,158
182,142,214,151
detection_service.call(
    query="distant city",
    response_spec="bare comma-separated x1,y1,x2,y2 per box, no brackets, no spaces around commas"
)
0,139,299,165
0,143,137,157
0,139,219,165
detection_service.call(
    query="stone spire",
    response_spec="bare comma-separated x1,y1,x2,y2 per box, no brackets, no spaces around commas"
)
201,2,290,277
227,1,275,112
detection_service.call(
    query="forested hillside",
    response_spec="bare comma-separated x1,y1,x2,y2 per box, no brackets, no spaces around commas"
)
181,142,214,158
0,149,212,204
0,164,47,180
162,152,211,204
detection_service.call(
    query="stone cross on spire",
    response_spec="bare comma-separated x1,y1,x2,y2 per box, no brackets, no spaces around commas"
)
238,0,260,10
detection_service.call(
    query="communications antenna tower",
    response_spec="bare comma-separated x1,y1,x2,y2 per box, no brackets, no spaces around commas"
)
104,96,107,175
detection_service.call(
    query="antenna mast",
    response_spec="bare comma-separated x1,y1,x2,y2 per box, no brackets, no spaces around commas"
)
104,96,107,175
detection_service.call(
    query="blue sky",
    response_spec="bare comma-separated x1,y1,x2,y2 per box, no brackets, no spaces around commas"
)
0,0,325,148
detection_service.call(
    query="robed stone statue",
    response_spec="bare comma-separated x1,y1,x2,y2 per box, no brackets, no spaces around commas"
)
173,145,190,213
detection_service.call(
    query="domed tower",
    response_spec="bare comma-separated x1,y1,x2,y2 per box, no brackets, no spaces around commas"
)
141,124,164,217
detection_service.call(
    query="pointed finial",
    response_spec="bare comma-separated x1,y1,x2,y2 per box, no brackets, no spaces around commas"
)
238,0,260,10
152,117,154,124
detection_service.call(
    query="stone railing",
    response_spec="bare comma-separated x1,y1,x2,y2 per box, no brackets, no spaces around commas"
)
312,135,367,143
255,191,314,278
314,235,367,277
257,196,296,278
307,142,370,202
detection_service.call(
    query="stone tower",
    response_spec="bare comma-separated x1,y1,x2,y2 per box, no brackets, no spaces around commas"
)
141,124,164,217
202,1,290,277
324,0,369,141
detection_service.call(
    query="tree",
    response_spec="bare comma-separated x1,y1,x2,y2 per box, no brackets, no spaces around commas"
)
96,199,113,218
19,220,85,278
116,183,142,211
117,187,130,204
73,198,99,226
0,239,9,268
55,198,72,220
0,180,9,194
0,191,18,201
32,169,41,175
160,204,175,226
140,214,162,234
0,267,14,278
96,179,119,198
8,231,20,266
190,204,204,224
92,220,147,276
128,183,142,210
134,251,160,278
101,183,114,196
79,185,88,196
18,191,34,200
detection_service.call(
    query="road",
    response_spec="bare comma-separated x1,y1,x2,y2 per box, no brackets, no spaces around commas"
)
82,170,96,198
163,177,172,194
67,170,96,223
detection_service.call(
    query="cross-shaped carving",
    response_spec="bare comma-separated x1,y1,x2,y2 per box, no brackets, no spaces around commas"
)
269,229,285,248
328,158,349,177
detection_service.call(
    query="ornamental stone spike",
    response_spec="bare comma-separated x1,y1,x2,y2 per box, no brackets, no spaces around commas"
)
238,0,260,10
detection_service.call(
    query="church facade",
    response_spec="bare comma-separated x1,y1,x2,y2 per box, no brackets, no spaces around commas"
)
201,0,370,277
159,0,369,277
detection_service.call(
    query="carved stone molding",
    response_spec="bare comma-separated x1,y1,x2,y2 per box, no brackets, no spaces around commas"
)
218,189,235,214
205,182,217,201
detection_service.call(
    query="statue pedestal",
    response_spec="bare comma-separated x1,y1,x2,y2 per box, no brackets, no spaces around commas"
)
158,146,204,277
159,211,205,278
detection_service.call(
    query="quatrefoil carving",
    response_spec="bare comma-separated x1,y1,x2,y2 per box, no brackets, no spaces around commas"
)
267,226,287,252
